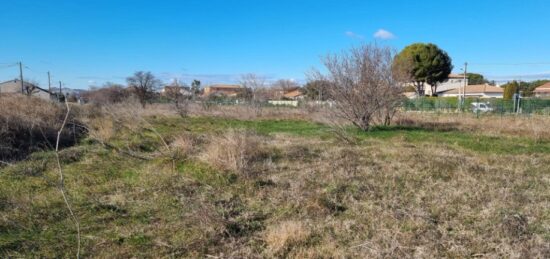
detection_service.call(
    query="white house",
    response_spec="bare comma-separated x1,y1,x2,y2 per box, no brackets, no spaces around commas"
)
425,73,468,96
438,84,503,98
0,79,52,100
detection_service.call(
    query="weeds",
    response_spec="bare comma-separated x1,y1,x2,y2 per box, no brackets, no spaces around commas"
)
1,104,549,258
200,129,267,175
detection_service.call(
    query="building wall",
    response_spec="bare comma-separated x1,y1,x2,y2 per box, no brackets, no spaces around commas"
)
268,100,298,107
439,92,503,98
425,78,468,96
0,80,52,100
534,92,550,98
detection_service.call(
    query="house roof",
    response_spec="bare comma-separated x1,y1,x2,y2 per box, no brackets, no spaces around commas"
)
207,84,242,89
533,82,550,93
283,89,304,98
441,84,503,94
0,79,39,88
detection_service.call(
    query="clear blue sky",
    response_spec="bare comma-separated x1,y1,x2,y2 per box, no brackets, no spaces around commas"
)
1,0,550,89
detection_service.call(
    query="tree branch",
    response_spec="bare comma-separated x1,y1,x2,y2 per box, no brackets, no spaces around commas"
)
55,101,81,258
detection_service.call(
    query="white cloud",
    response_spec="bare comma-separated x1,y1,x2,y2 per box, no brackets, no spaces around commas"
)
373,29,396,40
345,31,364,40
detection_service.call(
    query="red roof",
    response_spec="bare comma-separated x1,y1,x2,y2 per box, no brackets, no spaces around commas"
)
533,82,550,93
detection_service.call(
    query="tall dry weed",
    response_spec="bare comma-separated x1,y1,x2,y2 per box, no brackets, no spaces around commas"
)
200,129,265,174
0,96,83,161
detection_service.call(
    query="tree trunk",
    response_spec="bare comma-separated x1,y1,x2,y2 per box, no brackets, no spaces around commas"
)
415,82,425,96
359,115,370,131
431,83,437,97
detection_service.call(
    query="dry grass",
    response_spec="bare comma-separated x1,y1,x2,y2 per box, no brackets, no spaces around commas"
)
200,129,267,174
397,112,550,141
0,96,83,161
264,220,311,256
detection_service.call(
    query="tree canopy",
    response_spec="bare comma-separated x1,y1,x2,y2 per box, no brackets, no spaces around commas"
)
467,73,489,85
303,80,331,101
503,81,519,100
393,43,453,96
126,71,160,107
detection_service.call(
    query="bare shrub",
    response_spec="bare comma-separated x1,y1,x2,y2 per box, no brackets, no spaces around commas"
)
170,133,197,158
81,83,129,104
311,43,408,130
163,84,191,118
240,73,267,116
200,129,265,174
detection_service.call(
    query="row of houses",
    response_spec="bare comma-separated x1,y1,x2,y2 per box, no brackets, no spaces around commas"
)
407,74,550,99
0,79,306,102
6,76,550,102
161,83,306,100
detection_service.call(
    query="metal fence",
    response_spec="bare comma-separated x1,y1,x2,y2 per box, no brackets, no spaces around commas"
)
154,96,550,116
402,97,550,115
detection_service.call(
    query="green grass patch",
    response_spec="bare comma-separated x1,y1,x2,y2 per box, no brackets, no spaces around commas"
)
153,116,550,155
356,125,550,154
150,116,331,137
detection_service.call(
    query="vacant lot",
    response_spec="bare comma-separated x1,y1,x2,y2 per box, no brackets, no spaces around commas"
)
1,103,549,258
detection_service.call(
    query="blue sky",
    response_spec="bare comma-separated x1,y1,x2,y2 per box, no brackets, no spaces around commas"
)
1,0,550,89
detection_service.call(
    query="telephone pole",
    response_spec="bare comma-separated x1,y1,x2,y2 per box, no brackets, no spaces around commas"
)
48,71,51,93
463,62,468,101
59,81,63,102
461,62,468,110
19,62,24,94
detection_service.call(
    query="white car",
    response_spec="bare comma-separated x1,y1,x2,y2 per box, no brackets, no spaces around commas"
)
471,102,493,113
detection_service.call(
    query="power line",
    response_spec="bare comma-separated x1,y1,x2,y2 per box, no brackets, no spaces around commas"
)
0,64,18,69
469,62,550,66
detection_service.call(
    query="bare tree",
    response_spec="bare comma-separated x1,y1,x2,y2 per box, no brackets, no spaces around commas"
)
126,71,160,108
164,79,190,117
240,73,267,101
272,79,299,91
311,43,407,131
271,79,300,100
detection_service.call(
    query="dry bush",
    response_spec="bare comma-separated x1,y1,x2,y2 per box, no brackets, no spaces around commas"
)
81,99,148,142
264,220,310,255
81,84,130,105
169,133,198,158
311,43,408,131
200,129,266,174
0,96,84,161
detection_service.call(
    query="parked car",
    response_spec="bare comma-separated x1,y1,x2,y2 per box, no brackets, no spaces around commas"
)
471,102,493,113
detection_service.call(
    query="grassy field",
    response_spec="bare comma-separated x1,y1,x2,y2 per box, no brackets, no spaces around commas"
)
1,106,549,258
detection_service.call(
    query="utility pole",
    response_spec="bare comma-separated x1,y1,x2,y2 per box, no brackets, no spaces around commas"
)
19,62,24,94
462,62,468,110
48,71,51,93
59,81,63,102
